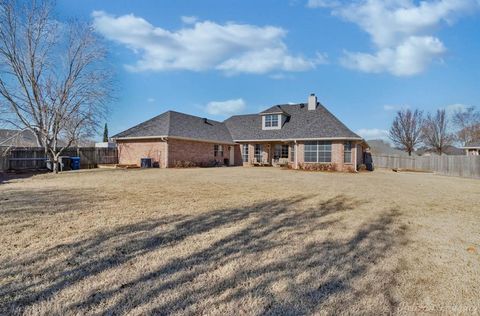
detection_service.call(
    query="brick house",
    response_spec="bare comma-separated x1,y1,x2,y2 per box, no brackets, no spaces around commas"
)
113,94,368,171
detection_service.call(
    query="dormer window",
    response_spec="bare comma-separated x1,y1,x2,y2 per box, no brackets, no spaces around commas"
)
260,107,288,130
265,114,279,127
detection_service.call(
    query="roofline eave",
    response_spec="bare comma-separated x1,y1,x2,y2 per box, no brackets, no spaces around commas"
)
112,135,236,145
232,137,364,142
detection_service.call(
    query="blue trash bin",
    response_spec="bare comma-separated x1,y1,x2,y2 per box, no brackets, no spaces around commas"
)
70,157,81,170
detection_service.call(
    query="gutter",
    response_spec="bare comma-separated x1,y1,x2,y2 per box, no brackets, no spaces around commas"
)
232,137,364,142
112,135,364,146
113,135,237,145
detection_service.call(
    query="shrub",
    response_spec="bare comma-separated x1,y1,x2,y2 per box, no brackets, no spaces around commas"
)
281,163,294,170
345,165,356,173
298,163,337,172
197,160,220,168
173,160,197,168
358,164,367,171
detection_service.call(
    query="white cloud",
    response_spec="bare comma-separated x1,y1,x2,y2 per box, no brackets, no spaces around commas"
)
92,11,321,74
356,128,389,140
147,97,155,103
336,0,476,48
445,103,469,115
311,0,478,76
383,104,410,111
181,16,198,24
307,0,340,8
341,36,445,76
205,98,246,116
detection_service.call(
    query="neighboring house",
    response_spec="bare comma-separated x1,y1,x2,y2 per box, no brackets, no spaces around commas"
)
113,94,367,171
415,145,465,156
462,141,480,155
367,139,416,157
0,128,95,148
0,129,39,147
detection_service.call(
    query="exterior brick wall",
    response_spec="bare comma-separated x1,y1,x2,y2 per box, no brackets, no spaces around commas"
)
296,143,304,166
117,138,362,171
167,138,241,167
117,139,167,167
233,145,242,166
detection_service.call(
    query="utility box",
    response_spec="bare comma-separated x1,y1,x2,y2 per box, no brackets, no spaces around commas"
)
141,158,152,168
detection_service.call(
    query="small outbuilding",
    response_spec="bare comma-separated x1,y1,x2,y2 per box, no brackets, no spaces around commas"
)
463,141,480,156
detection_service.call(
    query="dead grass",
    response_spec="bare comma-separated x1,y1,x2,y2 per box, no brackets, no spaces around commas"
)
0,167,479,315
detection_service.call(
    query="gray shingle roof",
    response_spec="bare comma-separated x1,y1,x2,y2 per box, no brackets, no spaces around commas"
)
224,103,361,141
113,103,362,143
260,105,290,115
113,111,234,143
0,129,94,147
465,141,480,147
0,129,38,147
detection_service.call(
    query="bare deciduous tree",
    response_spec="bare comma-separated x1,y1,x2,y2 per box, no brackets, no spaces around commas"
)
452,106,480,146
389,109,424,156
0,0,112,172
422,109,453,155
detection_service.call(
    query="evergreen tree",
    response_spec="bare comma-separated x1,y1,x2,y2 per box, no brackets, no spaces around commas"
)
103,123,109,142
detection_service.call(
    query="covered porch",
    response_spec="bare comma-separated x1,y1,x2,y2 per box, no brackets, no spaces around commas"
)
240,141,296,167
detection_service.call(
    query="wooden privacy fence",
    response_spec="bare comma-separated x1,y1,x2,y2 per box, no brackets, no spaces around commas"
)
372,154,480,179
0,147,118,171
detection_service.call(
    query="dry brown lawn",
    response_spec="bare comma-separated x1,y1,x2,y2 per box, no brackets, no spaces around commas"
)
0,167,479,315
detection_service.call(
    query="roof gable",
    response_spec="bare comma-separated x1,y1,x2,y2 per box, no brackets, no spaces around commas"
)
260,105,290,115
224,103,361,141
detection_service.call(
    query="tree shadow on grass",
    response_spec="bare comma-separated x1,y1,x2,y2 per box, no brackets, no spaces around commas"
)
0,194,407,315
0,171,48,185
0,187,113,225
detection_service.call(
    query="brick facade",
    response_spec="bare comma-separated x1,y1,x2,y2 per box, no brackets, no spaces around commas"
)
117,138,167,168
168,138,241,167
117,138,242,168
117,138,362,171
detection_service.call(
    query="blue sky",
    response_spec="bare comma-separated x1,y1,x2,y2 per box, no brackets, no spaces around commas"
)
57,0,480,140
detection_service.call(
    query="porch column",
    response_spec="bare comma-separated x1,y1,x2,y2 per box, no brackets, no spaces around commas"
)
353,142,357,172
294,140,298,169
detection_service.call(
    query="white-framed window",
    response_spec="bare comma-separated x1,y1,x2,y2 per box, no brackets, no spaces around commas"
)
254,144,263,162
344,142,352,163
242,144,249,162
264,114,279,128
304,141,332,163
214,144,223,157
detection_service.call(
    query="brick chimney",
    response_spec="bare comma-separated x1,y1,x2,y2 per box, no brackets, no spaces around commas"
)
308,93,317,110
